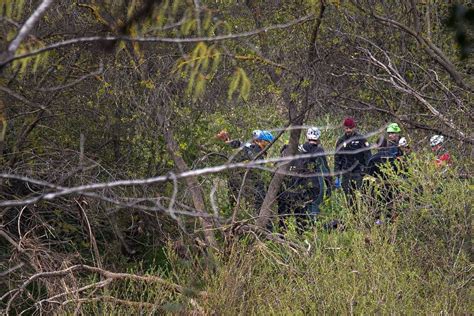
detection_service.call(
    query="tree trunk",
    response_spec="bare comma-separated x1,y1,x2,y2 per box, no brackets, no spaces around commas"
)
256,0,326,228
256,110,304,228
157,114,216,247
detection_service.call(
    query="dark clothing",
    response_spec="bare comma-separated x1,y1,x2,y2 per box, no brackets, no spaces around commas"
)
227,139,243,149
334,132,371,194
366,145,402,177
341,172,363,195
365,144,404,221
278,142,331,231
299,142,332,205
226,141,266,212
334,132,371,174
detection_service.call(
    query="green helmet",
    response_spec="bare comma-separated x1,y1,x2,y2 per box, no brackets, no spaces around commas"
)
387,123,401,133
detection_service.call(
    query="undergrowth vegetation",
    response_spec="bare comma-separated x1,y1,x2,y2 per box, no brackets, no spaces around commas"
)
61,156,472,314
1,1,473,314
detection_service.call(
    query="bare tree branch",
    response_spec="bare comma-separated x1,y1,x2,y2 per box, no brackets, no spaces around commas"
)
357,42,472,143
36,62,103,92
0,229,23,252
0,86,49,112
0,14,315,68
366,9,472,92
74,199,102,269
0,263,25,278
59,295,160,310
5,0,54,57
7,263,204,313
0,130,384,212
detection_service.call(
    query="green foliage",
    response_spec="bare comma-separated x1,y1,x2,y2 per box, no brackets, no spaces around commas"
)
175,42,222,101
10,43,49,76
0,0,25,20
2,1,472,314
64,156,472,314
227,67,251,101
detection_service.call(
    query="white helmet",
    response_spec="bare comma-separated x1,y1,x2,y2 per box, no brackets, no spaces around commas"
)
430,135,444,147
306,127,321,141
252,130,262,140
398,137,408,147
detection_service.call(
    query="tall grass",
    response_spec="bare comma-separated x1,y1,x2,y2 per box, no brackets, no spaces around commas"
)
66,155,472,315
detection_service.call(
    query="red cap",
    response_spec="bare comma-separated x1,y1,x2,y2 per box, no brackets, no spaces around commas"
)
343,117,356,128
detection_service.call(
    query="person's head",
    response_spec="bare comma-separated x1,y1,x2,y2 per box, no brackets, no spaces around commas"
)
252,130,262,141
343,117,356,135
252,129,274,149
430,135,444,152
398,137,410,153
386,123,401,143
306,127,321,143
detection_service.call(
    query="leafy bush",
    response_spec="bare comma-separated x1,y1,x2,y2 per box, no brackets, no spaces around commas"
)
69,155,471,314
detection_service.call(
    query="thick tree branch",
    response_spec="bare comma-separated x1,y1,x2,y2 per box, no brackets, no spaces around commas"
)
257,0,327,228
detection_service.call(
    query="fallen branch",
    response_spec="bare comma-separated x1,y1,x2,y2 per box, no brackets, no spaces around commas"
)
59,295,160,309
6,264,205,314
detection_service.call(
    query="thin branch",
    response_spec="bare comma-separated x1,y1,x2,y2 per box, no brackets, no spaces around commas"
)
0,86,49,112
0,127,384,208
59,295,160,309
6,0,54,56
351,36,472,143
0,14,315,68
370,11,472,92
36,62,103,92
22,279,113,315
7,264,201,313
0,263,25,278
0,229,23,252
0,173,213,218
74,199,102,269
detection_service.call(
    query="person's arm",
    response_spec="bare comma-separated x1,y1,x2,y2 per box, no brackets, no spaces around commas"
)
227,139,242,148
216,130,242,149
362,137,371,167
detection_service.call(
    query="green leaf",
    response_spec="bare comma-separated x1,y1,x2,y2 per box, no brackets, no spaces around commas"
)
227,69,241,100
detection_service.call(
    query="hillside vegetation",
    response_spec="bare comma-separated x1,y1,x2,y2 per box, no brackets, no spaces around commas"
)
0,1,472,314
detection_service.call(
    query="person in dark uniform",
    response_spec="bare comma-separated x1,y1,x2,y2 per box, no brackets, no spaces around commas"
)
277,127,331,231
217,129,274,213
366,123,404,177
365,124,406,223
334,117,371,196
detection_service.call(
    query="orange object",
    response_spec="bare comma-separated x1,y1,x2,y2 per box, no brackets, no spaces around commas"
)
216,130,230,142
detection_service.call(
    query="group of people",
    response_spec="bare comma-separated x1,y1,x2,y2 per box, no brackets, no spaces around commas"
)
217,117,451,229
